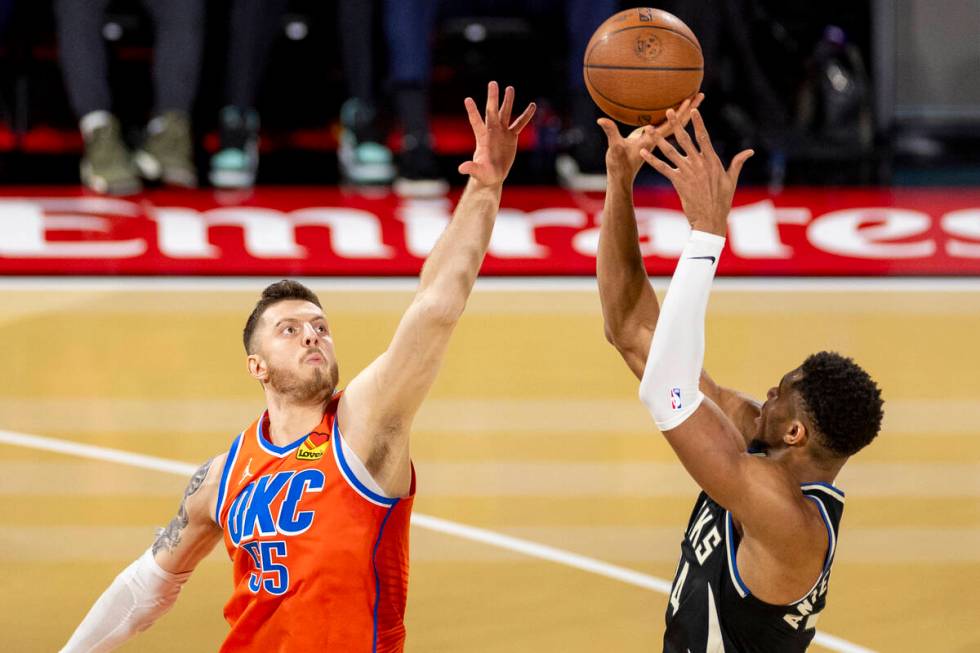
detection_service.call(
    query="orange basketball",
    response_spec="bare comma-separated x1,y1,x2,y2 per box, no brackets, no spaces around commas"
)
584,7,703,126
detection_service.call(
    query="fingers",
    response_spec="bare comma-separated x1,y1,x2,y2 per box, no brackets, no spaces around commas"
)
690,92,705,112
509,102,536,133
458,160,475,176
500,85,515,126
667,108,698,157
597,118,621,144
653,132,685,168
726,148,754,185
691,109,717,161
640,148,677,179
485,81,499,125
463,97,483,132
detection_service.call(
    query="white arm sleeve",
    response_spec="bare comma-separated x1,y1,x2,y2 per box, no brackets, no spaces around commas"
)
60,549,191,653
639,230,725,431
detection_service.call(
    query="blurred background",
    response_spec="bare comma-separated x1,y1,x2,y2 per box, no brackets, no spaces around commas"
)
0,0,976,193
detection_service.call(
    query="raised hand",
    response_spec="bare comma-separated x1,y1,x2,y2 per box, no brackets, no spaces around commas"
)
458,81,536,188
598,93,704,182
640,108,753,237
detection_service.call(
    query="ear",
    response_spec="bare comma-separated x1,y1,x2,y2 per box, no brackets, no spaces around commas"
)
783,420,809,447
247,353,268,382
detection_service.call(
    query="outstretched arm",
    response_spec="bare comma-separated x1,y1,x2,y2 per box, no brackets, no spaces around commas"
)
597,95,700,377
340,82,536,496
596,100,760,442
636,112,814,541
61,456,225,652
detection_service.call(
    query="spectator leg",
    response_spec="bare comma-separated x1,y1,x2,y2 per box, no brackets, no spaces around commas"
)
53,0,114,118
384,0,438,144
142,0,206,115
224,0,288,110
339,0,376,105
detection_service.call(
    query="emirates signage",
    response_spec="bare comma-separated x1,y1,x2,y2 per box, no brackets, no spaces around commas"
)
1,187,978,275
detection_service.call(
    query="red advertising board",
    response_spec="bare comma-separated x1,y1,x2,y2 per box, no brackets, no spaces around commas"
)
0,186,978,276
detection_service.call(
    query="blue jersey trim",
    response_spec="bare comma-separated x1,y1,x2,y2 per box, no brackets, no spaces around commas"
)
371,502,398,653
332,419,398,507
725,511,752,598
214,432,244,525
805,495,837,573
256,411,310,456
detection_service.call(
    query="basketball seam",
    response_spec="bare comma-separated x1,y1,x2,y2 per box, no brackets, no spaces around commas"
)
584,66,702,112
584,24,703,66
585,64,703,72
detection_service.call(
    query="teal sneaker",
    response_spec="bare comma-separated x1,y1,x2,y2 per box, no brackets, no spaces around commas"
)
338,98,395,185
209,106,259,189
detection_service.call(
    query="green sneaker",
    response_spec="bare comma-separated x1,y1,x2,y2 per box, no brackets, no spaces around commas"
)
135,111,197,187
338,99,395,185
80,116,142,196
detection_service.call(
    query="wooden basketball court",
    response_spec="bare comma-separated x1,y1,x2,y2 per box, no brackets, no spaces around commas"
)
2,280,977,652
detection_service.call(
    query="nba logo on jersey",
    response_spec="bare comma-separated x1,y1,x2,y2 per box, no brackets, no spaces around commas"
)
670,387,682,410
296,432,328,461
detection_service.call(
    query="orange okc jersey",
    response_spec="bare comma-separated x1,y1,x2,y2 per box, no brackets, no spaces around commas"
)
214,395,414,652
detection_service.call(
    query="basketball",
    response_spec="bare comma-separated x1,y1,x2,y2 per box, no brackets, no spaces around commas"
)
584,7,703,126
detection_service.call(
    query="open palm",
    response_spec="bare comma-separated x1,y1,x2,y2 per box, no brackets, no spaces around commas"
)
458,81,536,187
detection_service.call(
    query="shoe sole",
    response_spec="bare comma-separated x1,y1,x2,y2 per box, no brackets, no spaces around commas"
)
133,151,162,181
80,161,142,196
210,168,256,189
393,177,450,198
340,162,396,185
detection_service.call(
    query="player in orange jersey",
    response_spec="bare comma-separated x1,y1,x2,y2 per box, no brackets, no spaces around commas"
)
60,81,535,653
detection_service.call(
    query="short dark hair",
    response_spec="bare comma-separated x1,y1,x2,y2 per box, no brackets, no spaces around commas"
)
243,280,322,353
795,351,884,458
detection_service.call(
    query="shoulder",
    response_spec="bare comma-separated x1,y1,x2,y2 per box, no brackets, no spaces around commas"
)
184,453,228,526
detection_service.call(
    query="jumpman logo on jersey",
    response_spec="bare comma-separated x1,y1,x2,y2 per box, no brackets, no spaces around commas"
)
240,458,254,485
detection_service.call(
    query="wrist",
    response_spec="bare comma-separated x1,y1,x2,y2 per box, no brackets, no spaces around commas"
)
689,220,727,238
606,167,636,188
466,177,504,194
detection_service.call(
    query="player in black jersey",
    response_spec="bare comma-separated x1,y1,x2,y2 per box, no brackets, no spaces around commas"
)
595,100,884,652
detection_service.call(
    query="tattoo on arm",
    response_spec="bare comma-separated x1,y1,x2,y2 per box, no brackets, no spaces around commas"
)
152,458,213,556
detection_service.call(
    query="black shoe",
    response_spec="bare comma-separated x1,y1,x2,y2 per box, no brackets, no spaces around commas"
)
394,136,448,197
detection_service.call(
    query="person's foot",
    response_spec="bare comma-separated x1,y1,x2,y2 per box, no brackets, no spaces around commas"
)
209,106,259,189
556,126,607,192
393,135,448,197
79,113,142,196
134,111,197,187
338,98,395,185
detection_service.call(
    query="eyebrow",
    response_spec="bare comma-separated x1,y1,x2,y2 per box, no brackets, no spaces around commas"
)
273,316,326,328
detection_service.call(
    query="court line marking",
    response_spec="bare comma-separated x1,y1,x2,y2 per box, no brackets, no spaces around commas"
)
0,275,978,293
0,429,875,653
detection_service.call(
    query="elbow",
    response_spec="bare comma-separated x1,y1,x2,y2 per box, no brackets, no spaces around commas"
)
603,318,634,352
416,293,465,327
603,322,620,348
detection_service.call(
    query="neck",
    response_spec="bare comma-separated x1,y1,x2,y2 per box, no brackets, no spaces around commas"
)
774,447,845,486
263,391,328,446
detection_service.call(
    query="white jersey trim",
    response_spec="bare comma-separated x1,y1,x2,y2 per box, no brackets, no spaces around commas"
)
331,417,398,508
801,483,845,504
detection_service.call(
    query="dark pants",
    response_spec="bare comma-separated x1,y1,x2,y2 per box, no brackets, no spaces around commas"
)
53,0,205,118
223,0,381,110
384,0,617,93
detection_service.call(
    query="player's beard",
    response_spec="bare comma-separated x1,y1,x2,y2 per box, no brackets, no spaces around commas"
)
267,360,337,405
